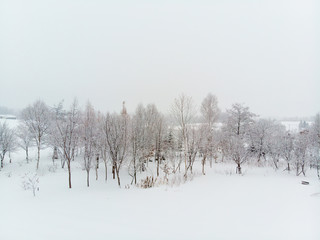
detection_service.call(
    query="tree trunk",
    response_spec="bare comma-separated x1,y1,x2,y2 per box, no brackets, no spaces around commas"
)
112,163,115,179
202,155,206,175
61,158,66,168
301,163,306,176
95,164,98,181
26,147,29,163
116,168,121,187
37,145,40,170
87,170,90,187
273,158,278,169
104,158,108,182
157,158,160,177
1,155,4,168
236,163,242,174
133,157,137,184
67,160,72,189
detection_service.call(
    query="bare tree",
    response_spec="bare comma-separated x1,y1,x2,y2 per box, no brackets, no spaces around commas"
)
310,113,320,178
16,123,34,163
0,122,16,169
155,113,166,177
225,134,249,174
20,100,51,170
105,106,129,187
223,103,255,174
281,131,295,172
52,99,80,188
80,102,97,187
293,130,310,176
22,173,39,197
129,104,146,184
249,119,278,164
265,123,286,169
184,125,204,177
200,93,220,174
97,112,109,182
225,103,256,137
171,94,196,176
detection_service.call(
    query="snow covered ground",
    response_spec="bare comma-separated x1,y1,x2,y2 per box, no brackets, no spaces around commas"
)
1,146,320,240
1,118,319,239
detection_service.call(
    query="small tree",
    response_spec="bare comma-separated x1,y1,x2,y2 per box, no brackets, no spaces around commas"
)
16,123,34,163
225,134,248,174
310,113,320,178
52,99,81,188
281,131,295,172
22,173,39,197
223,103,255,174
0,122,16,169
200,93,220,174
105,109,129,187
265,123,286,169
80,102,97,187
21,100,51,170
293,130,310,176
171,94,196,176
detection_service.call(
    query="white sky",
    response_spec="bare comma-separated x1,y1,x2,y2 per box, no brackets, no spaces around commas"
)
0,0,319,117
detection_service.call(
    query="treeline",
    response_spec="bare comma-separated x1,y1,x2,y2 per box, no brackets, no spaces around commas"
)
0,94,319,188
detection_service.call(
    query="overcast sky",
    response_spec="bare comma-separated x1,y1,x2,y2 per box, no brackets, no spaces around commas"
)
0,0,319,118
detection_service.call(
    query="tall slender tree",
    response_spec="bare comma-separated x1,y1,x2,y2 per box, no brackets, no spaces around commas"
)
21,100,51,170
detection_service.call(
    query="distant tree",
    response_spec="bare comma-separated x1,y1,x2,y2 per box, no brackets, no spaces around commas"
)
201,93,220,130
249,119,278,164
184,125,204,177
171,94,196,176
265,123,286,169
309,114,320,178
144,104,160,166
200,93,220,174
80,102,97,187
298,120,309,131
16,123,34,163
96,112,109,182
0,122,16,169
52,99,81,188
105,105,129,187
154,111,166,177
224,103,256,137
281,131,295,172
223,103,255,174
21,100,51,170
129,104,145,184
293,130,310,176
225,134,248,174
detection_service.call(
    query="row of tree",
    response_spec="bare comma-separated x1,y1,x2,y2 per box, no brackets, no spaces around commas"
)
0,94,319,188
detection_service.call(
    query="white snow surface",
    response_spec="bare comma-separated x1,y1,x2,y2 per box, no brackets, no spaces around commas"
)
1,147,319,240
1,119,319,240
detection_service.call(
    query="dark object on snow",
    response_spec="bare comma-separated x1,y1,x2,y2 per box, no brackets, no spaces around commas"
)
301,181,309,185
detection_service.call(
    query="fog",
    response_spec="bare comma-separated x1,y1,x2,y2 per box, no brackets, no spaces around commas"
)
0,0,318,117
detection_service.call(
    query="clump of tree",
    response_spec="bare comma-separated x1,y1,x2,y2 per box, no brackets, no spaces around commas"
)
2,95,320,189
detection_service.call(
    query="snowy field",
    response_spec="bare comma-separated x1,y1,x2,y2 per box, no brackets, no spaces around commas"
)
1,119,320,240
1,146,320,240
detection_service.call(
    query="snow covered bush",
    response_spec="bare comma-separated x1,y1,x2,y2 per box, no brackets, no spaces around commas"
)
22,173,39,197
